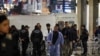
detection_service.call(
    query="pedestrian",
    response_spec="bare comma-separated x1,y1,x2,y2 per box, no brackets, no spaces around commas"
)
62,21,73,56
36,23,41,30
56,24,62,32
44,23,52,40
80,25,89,56
31,25,43,56
47,25,64,56
0,14,14,56
71,24,79,50
44,23,52,55
10,25,20,56
19,25,29,56
94,26,100,38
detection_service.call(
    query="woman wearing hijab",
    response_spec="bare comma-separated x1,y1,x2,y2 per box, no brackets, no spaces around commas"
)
47,25,64,56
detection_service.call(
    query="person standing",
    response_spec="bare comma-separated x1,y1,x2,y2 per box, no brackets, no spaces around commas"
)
20,25,29,56
95,26,100,38
31,25,43,56
71,24,78,50
47,25,64,56
62,22,73,56
36,23,41,30
44,23,52,40
0,14,14,56
44,23,52,56
80,25,89,55
10,25,20,56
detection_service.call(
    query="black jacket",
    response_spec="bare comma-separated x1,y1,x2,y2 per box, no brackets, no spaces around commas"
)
0,34,13,56
31,29,43,43
71,28,78,41
10,29,20,50
62,27,73,41
80,29,88,42
10,30,19,43
20,29,29,42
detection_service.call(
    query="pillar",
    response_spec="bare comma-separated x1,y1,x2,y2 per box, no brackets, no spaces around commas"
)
81,0,87,25
77,0,82,34
89,0,98,38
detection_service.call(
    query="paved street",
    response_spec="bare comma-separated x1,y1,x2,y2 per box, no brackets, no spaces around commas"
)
8,15,100,56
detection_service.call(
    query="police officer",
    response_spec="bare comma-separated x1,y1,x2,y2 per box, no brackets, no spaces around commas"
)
31,25,43,56
80,25,88,55
20,25,29,56
0,14,14,56
10,25,20,56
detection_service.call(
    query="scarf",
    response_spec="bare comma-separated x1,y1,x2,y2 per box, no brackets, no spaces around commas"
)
52,31,59,45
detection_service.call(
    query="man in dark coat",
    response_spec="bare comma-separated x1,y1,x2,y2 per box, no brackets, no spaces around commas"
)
62,22,74,56
71,24,78,50
0,15,13,56
10,25,20,56
20,25,29,56
31,25,43,56
80,25,89,55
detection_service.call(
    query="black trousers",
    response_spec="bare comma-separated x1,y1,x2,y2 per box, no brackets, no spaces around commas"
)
13,41,20,56
22,41,29,56
82,41,88,54
32,42,41,56
13,45,20,56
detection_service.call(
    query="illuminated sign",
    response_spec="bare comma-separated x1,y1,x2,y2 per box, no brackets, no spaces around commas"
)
63,0,75,12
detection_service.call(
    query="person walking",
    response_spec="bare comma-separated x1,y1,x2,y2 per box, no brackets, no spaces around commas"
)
47,25,64,56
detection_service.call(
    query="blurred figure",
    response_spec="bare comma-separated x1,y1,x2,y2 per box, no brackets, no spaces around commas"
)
71,24,79,50
45,23,52,39
95,26,100,38
47,25,64,56
0,15,14,56
18,1,23,14
19,25,29,56
45,23,52,55
80,25,89,56
36,23,41,30
10,25,20,56
46,23,52,34
62,22,73,56
55,24,62,32
31,25,43,56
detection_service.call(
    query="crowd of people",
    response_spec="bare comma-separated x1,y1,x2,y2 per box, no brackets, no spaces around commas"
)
0,14,90,56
